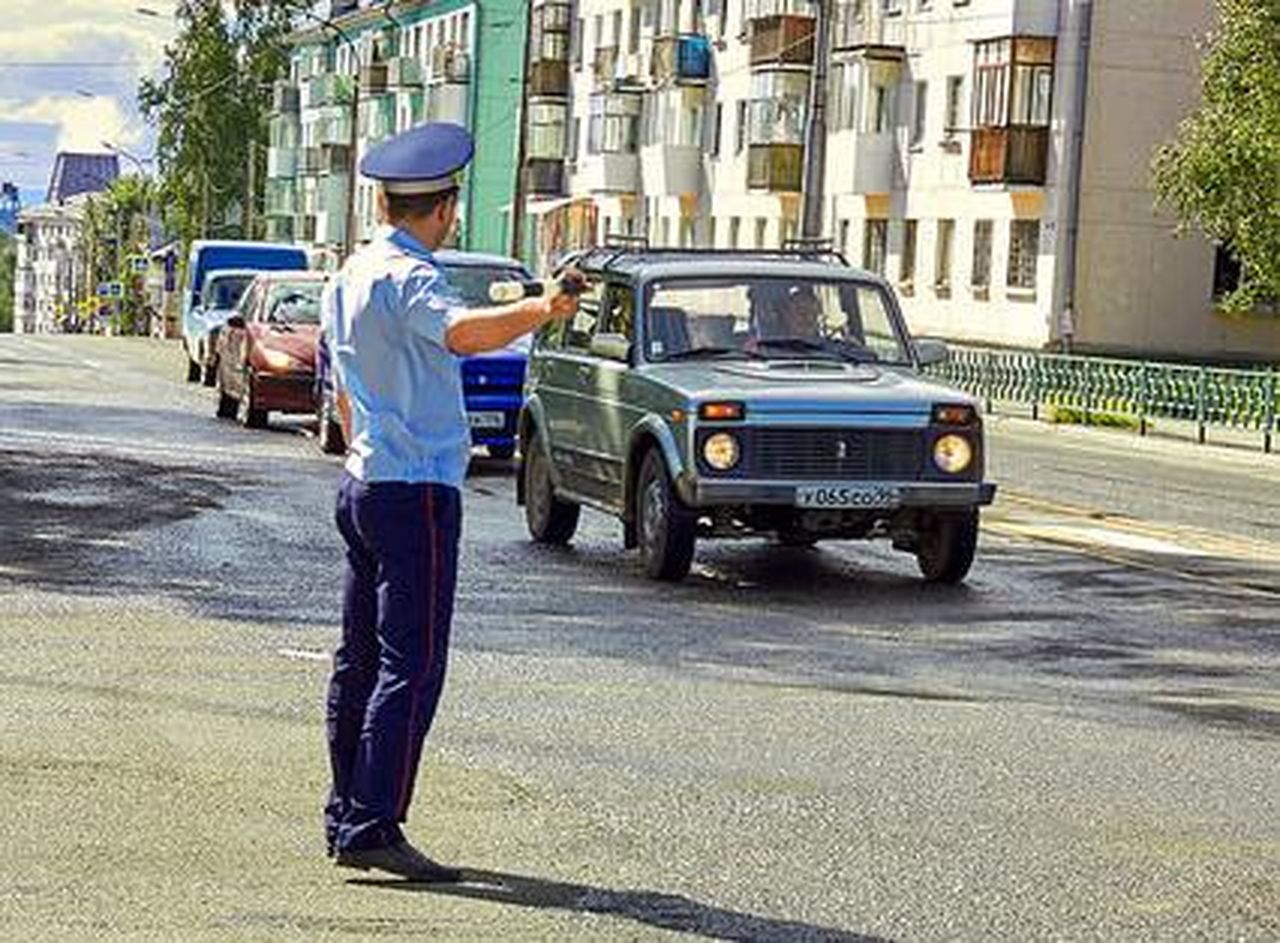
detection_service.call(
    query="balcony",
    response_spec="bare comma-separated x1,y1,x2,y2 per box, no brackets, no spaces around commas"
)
747,143,804,191
593,45,620,88
387,56,423,88
266,146,298,179
651,35,713,85
359,63,389,97
832,4,906,54
969,127,1049,186
300,147,323,175
429,45,470,85
360,95,396,144
264,179,298,217
749,15,815,66
319,144,352,176
426,84,469,126
525,158,566,197
272,82,300,114
578,153,639,193
315,108,353,147
529,59,570,98
305,74,353,108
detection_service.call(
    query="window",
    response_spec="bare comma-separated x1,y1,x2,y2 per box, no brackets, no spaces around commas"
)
572,18,584,69
899,219,917,287
612,10,623,46
945,75,963,134
570,116,582,161
660,216,671,245
711,103,724,156
754,217,768,248
599,283,636,340
1007,220,1040,290
587,94,640,154
747,71,809,145
973,37,1054,129
562,277,603,350
594,14,604,53
679,218,694,247
629,6,642,52
971,219,992,291
839,219,850,257
729,217,741,248
863,219,887,275
830,61,860,132
935,219,954,293
708,217,718,247
871,84,892,133
782,217,797,246
910,81,927,147
528,102,568,158
735,100,748,152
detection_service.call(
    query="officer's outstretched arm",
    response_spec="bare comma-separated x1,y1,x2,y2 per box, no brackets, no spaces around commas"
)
445,295,576,356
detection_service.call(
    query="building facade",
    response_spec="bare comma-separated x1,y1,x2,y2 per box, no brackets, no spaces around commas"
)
266,0,526,267
13,200,90,334
519,0,1280,361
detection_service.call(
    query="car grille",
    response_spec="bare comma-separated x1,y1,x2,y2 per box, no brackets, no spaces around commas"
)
744,428,923,480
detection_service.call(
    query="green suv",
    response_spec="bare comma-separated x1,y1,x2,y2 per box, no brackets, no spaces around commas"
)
516,247,996,583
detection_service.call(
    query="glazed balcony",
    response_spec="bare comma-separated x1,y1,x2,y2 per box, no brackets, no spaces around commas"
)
749,15,815,66
968,126,1049,186
525,158,566,197
529,59,570,98
593,45,620,88
651,35,713,85
747,143,804,192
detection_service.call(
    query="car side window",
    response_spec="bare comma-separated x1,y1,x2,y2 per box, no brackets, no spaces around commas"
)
595,283,635,341
562,275,602,352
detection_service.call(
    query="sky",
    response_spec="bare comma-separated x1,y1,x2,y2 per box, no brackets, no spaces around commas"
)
0,0,180,206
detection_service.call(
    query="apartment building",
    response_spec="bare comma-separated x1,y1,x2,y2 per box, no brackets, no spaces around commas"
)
266,0,525,267
520,0,1280,361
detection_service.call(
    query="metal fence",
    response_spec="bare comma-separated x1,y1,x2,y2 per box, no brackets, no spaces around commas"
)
925,346,1278,454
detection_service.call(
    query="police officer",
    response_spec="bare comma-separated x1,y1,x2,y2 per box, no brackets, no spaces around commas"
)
322,122,578,881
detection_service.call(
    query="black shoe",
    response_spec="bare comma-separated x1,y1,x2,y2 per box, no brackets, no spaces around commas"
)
335,840,462,883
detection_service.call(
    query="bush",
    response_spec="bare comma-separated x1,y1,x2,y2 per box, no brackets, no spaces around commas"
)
1047,405,1147,431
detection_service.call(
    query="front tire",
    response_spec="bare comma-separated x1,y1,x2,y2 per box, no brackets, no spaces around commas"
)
523,431,579,545
915,509,979,584
635,449,696,582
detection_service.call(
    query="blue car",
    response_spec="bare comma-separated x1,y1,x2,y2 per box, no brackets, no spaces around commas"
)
316,250,533,460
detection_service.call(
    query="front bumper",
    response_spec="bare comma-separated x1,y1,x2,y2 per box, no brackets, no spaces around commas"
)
679,478,997,509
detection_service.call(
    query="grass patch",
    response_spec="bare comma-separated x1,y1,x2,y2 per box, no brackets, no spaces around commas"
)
1047,404,1147,431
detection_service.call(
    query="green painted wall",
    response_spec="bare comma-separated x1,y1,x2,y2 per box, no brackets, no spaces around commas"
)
464,0,525,258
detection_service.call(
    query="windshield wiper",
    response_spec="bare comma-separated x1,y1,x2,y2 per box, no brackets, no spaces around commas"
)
662,346,763,362
755,338,883,364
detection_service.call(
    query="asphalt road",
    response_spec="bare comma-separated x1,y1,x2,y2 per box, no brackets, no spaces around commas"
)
1,334,1277,941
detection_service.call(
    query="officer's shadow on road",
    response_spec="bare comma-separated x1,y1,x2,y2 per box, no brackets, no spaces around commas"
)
349,868,888,942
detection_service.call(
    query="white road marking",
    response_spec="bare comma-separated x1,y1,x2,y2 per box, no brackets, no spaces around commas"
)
277,648,331,663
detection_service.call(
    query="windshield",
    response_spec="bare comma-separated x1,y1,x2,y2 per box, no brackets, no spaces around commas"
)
264,281,323,324
442,263,531,353
441,264,527,307
644,277,911,365
203,274,254,312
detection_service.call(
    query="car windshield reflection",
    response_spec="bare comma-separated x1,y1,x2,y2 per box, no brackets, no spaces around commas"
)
644,277,910,365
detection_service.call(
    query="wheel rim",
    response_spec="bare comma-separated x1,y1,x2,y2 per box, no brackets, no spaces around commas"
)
641,475,666,557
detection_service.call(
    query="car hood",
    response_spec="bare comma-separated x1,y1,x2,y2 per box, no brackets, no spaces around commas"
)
253,324,319,363
642,360,973,417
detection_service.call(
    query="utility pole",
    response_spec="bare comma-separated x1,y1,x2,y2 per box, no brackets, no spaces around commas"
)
800,0,834,240
508,0,535,262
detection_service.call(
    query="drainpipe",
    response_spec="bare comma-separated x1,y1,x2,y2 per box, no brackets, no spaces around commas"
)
1056,0,1094,352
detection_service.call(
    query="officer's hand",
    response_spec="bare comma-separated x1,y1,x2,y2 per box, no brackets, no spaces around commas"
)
547,291,579,321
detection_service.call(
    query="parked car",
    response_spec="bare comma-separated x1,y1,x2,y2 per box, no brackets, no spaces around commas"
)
517,246,997,583
188,269,259,386
214,271,327,428
314,249,532,458
181,240,308,384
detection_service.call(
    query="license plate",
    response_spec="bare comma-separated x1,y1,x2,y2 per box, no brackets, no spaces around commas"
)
468,411,506,430
795,484,901,509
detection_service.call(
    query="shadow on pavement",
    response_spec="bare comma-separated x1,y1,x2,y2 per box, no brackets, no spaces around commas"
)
350,868,888,942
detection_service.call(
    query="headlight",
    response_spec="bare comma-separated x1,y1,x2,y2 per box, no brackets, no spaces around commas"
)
933,434,973,474
703,432,740,471
261,348,299,371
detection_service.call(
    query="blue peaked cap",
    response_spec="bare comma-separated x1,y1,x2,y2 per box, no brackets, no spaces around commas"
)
359,122,474,194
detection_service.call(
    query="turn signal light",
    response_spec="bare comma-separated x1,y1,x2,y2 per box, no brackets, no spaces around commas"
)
699,402,745,421
932,403,976,426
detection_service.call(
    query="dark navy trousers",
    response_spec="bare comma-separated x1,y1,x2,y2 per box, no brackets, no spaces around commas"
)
325,472,461,853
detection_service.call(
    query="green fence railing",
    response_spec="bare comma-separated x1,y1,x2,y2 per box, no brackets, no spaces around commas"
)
926,346,1278,454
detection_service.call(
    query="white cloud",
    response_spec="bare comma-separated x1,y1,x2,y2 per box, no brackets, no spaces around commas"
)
0,95,144,154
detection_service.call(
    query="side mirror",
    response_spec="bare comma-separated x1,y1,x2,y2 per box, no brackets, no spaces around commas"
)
915,338,950,367
225,315,246,330
589,332,632,364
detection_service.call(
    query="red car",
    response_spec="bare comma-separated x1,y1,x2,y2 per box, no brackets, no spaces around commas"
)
215,271,328,428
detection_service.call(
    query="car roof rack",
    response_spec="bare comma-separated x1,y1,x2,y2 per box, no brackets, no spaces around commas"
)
571,239,851,274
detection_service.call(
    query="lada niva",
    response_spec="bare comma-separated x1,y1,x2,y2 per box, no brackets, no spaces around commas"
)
517,246,996,583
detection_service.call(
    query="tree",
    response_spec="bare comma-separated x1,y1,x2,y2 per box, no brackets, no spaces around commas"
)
0,232,15,333
81,176,160,334
139,0,294,251
1152,0,1280,311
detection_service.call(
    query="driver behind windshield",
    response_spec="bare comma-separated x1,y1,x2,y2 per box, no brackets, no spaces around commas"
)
749,283,823,345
